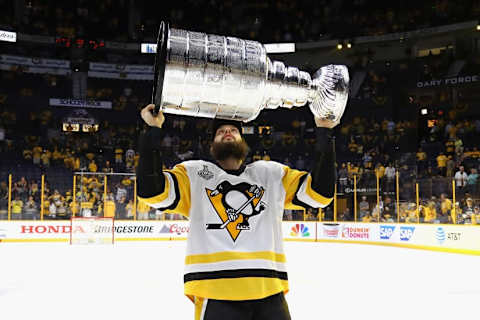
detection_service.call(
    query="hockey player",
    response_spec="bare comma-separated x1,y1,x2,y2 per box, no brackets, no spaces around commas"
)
137,104,337,320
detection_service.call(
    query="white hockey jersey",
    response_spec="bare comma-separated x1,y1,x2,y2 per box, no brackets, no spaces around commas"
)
138,160,332,301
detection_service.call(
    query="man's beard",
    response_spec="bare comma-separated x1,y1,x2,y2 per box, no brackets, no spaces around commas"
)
210,139,249,162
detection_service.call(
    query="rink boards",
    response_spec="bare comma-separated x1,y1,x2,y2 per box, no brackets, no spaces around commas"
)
0,220,479,255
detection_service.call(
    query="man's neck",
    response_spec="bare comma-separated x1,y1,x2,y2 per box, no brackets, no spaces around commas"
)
217,158,243,171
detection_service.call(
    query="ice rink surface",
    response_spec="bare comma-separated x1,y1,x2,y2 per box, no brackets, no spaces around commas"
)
1,241,479,320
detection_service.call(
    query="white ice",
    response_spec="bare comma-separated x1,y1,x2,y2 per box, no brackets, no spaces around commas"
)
1,241,479,320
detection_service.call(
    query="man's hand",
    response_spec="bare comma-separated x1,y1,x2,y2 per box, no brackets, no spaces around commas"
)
140,104,165,128
314,117,339,129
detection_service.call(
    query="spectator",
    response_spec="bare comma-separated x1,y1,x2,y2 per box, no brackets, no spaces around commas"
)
416,148,427,171
472,207,480,225
283,209,293,221
48,199,57,219
405,203,418,223
56,199,68,219
460,198,475,224
359,196,369,219
436,152,447,176
338,163,349,192
383,197,394,220
451,202,462,223
104,197,116,218
340,208,351,221
23,196,38,220
11,195,24,220
384,163,396,191
454,166,468,197
116,195,127,219
88,160,98,172
361,212,373,222
115,183,127,202
446,155,455,178
466,168,478,196
125,199,134,219
0,182,7,220
102,160,113,173
423,201,437,223
137,200,150,220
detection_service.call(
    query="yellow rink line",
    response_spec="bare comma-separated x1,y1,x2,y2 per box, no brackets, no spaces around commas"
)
316,239,480,256
2,238,480,256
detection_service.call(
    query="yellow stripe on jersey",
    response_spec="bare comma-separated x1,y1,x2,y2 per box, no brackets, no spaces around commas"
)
185,278,289,301
137,173,171,205
163,164,191,217
282,166,308,210
304,174,333,206
185,251,287,265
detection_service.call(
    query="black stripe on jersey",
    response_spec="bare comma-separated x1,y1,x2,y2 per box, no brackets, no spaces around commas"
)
184,269,288,283
157,171,181,211
291,174,314,209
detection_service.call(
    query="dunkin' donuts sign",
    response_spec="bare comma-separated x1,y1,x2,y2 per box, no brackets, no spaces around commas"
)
341,226,370,240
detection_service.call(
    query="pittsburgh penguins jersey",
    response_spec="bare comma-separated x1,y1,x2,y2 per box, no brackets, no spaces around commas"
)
138,159,333,302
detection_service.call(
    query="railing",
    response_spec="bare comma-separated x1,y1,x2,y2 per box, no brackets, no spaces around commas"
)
1,171,479,225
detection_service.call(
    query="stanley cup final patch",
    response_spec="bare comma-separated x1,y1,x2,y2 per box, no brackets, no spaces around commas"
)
205,181,267,242
197,165,214,180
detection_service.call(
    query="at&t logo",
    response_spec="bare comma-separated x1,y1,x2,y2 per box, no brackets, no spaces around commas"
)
435,227,446,244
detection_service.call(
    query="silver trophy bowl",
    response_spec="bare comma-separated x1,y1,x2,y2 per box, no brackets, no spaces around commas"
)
152,22,349,122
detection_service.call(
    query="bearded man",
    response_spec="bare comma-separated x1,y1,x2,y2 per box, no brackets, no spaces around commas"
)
137,104,337,320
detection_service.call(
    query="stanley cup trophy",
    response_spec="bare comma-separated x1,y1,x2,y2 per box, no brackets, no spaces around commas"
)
152,22,349,123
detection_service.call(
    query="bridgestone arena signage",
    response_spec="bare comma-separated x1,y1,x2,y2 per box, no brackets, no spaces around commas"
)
416,75,478,88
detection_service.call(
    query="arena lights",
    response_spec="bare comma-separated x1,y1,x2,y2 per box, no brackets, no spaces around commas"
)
337,41,353,50
477,24,480,31
420,108,428,115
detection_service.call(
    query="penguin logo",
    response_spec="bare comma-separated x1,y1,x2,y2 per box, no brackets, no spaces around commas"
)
206,181,266,242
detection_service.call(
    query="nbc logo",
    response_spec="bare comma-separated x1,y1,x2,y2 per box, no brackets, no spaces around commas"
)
290,224,310,237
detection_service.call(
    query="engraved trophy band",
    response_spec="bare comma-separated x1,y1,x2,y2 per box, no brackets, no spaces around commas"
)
152,21,349,122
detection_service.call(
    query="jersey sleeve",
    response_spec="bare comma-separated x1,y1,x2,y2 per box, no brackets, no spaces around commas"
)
137,164,191,217
282,165,333,209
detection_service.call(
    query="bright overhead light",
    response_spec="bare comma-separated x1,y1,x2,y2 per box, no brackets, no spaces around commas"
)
421,108,428,115
346,42,352,49
337,43,343,50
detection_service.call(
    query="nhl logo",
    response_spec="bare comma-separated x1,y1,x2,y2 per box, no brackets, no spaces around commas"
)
197,165,214,180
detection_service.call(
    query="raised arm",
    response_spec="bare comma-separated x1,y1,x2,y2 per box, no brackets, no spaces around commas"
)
283,118,337,209
136,104,166,198
310,118,337,199
136,105,191,217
